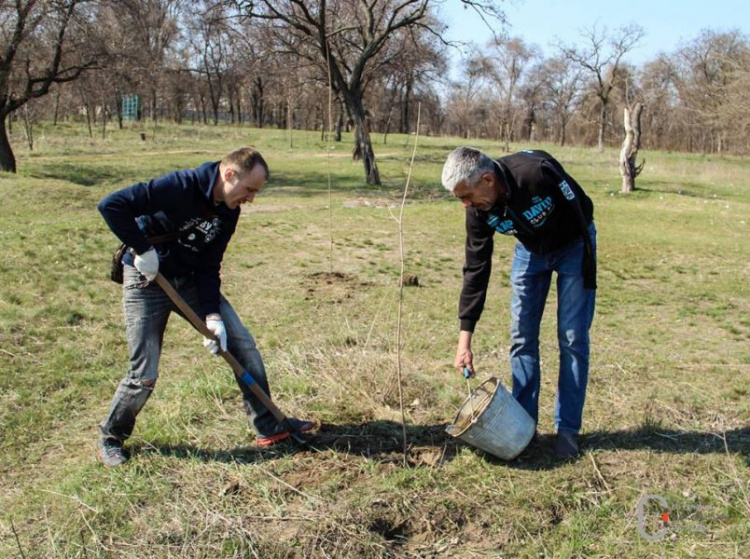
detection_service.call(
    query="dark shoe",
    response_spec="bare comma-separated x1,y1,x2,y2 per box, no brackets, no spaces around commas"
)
98,437,129,467
555,431,580,459
256,418,316,447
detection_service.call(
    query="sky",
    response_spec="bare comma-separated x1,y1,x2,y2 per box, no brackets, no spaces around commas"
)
437,0,750,75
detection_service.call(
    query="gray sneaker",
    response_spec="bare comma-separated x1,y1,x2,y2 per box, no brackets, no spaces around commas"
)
98,437,129,467
555,431,580,459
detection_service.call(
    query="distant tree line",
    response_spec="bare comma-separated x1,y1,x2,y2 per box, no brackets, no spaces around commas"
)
3,1,749,178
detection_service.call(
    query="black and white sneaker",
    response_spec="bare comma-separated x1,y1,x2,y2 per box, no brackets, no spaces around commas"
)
98,438,129,467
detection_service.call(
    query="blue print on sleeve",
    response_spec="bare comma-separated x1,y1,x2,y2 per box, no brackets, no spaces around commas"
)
486,214,517,235
558,179,575,200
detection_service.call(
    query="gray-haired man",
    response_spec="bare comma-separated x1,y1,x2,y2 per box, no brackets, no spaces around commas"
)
442,147,596,458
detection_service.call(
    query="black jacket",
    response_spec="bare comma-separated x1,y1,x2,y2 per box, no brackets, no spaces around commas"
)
459,150,595,332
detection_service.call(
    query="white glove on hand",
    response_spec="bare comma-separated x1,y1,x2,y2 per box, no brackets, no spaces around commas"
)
203,314,227,355
134,247,159,281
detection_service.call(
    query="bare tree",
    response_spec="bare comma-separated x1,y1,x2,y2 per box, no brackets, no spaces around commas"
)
558,24,644,151
542,56,582,146
717,43,750,152
638,55,676,150
238,0,501,185
0,0,98,172
670,29,749,154
184,1,233,125
482,36,538,150
517,62,545,142
444,52,492,139
105,0,183,122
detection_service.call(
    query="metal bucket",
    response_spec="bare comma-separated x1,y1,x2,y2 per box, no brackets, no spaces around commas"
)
446,377,535,460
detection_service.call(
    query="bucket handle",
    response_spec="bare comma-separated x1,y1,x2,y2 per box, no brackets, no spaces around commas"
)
464,367,477,422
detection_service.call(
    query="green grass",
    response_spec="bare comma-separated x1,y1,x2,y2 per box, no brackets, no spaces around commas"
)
1,121,748,557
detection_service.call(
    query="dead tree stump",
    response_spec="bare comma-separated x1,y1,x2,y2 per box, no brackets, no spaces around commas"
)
620,103,646,194
620,103,645,193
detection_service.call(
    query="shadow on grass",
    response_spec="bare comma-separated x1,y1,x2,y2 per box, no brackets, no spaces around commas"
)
134,441,301,464
584,426,750,458
133,421,455,467
632,182,719,199
500,425,750,471
30,163,128,186
132,423,750,470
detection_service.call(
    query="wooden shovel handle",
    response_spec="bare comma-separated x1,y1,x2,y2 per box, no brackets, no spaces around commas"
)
153,272,289,425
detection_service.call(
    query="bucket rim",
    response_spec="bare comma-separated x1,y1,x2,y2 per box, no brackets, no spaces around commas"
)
446,376,501,439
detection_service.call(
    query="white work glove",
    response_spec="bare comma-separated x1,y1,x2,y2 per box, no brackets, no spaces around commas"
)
133,247,159,281
203,314,227,355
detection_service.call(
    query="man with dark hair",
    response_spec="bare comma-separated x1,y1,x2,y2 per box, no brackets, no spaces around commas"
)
442,147,596,459
97,147,313,467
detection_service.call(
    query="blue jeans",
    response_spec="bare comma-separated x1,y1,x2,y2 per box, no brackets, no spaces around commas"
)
509,223,596,434
99,265,277,442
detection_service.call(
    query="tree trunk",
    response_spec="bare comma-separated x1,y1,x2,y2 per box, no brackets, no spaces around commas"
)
22,105,34,151
116,94,124,130
53,89,60,126
400,81,411,134
101,106,106,139
597,101,607,152
340,90,380,184
251,76,264,127
620,103,644,193
350,109,380,184
334,100,344,142
523,108,535,141
200,95,208,124
211,97,219,125
382,108,392,145
85,104,93,138
0,116,17,172
560,115,567,147
287,95,293,148
149,89,155,123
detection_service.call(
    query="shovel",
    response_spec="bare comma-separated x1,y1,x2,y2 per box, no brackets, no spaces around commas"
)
152,271,309,446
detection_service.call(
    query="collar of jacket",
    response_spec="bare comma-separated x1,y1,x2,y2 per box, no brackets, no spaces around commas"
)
493,159,516,202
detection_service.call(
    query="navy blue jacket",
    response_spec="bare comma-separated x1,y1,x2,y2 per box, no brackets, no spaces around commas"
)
460,150,595,332
98,162,239,318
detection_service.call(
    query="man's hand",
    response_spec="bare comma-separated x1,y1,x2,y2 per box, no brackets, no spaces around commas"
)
203,314,227,355
454,330,474,377
134,247,159,281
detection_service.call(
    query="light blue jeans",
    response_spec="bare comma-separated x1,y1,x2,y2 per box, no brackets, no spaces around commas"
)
99,265,276,442
509,223,596,434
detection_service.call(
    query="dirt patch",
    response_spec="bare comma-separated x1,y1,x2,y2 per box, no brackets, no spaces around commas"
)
280,454,372,489
342,198,396,209
306,422,457,466
243,203,305,213
308,271,356,283
302,271,371,304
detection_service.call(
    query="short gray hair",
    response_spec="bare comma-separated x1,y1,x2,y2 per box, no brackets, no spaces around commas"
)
441,146,495,193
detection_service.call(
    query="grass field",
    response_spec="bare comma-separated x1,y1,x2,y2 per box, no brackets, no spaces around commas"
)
1,122,748,558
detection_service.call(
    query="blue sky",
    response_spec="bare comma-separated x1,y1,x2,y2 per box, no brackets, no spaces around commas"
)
437,0,749,71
